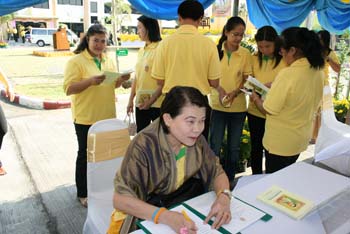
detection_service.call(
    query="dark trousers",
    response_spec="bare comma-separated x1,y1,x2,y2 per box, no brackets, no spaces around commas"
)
247,113,266,174
265,150,299,173
135,107,160,132
74,123,91,198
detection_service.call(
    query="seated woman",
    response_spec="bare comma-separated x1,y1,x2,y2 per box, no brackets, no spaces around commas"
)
110,86,231,233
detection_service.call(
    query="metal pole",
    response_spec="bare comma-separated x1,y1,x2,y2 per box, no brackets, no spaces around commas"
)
233,0,239,16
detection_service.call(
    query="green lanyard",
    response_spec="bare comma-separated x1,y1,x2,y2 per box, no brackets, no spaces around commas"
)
93,57,102,71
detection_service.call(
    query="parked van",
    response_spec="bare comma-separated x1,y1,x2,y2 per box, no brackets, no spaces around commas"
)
28,28,79,47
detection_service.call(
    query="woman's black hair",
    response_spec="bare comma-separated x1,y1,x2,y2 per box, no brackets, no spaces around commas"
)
177,0,204,21
137,15,162,43
74,23,107,54
255,25,282,69
280,27,324,69
317,30,331,57
217,16,246,60
160,86,209,134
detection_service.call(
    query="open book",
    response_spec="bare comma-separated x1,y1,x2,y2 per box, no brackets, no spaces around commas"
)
257,185,314,220
138,197,271,234
243,76,269,100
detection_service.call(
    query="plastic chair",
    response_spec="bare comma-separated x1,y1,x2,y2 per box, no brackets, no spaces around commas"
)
314,86,350,176
83,118,130,234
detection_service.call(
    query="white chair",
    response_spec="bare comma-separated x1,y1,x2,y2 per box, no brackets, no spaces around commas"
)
314,86,350,176
83,118,130,234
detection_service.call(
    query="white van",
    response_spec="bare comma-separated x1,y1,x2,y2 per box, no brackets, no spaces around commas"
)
28,28,79,47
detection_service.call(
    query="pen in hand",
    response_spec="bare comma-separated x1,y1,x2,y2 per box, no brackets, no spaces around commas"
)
182,210,192,222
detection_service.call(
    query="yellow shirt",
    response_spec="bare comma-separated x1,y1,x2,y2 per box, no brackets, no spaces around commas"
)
323,50,339,86
152,25,221,95
135,42,164,108
63,49,117,125
210,45,252,112
248,54,287,118
263,58,323,156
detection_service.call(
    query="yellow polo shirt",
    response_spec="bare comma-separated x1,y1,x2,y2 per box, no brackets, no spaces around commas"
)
323,50,339,86
151,25,221,95
263,58,323,156
248,55,286,118
210,44,252,112
135,42,164,108
63,49,117,125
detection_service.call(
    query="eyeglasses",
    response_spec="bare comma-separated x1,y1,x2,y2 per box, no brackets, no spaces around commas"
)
229,32,244,38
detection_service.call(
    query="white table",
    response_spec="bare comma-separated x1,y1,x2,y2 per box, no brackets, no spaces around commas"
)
131,162,350,234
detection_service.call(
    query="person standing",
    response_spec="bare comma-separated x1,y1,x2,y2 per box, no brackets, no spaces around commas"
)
127,15,163,132
63,24,130,207
248,26,285,174
310,29,340,143
252,27,324,173
209,16,252,188
149,0,224,139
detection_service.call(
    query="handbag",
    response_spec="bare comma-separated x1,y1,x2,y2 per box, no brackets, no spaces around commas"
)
124,113,137,136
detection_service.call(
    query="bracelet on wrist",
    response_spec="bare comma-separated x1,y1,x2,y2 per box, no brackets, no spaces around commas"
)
152,207,167,224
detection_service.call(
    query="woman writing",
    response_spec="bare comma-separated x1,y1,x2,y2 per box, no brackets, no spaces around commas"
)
248,26,285,174
63,24,130,207
252,27,324,173
209,16,252,188
127,15,163,132
111,86,231,234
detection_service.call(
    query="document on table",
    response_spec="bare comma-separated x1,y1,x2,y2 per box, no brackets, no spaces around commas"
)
102,69,134,84
137,204,221,234
195,197,270,234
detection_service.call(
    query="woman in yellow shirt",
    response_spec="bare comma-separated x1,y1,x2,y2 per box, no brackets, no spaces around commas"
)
248,26,285,174
64,24,130,207
209,16,252,188
310,30,340,143
127,15,162,132
252,27,324,173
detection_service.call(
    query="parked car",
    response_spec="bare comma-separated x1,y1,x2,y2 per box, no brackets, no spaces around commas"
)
27,27,79,47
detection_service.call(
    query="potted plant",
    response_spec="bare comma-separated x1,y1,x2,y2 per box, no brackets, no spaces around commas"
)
333,98,349,123
0,41,8,48
237,122,251,173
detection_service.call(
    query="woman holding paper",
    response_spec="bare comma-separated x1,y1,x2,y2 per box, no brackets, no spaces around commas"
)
110,86,231,234
248,26,286,174
251,27,324,173
209,16,252,188
127,15,163,132
63,23,130,207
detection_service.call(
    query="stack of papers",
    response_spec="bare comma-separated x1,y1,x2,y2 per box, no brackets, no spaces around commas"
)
102,69,134,84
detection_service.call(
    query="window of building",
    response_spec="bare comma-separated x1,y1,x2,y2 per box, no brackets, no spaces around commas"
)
104,3,111,14
33,2,49,9
91,16,98,24
90,2,98,13
57,0,82,6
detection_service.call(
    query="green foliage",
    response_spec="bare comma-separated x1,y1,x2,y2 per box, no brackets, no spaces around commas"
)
334,39,350,99
333,98,350,122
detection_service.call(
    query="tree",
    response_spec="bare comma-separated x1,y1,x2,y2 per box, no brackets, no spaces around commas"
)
111,0,131,45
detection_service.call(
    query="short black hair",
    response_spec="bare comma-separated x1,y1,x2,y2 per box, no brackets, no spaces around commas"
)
160,86,208,134
137,15,162,43
177,0,204,21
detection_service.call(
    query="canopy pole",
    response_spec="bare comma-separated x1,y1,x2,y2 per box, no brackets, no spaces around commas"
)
232,0,239,16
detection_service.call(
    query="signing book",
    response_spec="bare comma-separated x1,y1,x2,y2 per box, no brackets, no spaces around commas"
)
257,185,314,220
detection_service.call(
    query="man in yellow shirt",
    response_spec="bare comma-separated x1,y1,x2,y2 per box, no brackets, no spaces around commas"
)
148,0,223,138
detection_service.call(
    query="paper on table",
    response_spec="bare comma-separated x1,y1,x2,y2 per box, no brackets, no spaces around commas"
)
138,204,221,234
102,69,134,84
196,197,266,233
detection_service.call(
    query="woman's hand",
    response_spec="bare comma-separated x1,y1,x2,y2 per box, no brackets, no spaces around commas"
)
159,210,198,234
90,74,105,86
204,194,231,229
127,101,134,114
250,90,260,104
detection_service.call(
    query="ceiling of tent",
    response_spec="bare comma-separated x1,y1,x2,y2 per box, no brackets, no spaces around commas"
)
0,0,48,16
129,0,350,34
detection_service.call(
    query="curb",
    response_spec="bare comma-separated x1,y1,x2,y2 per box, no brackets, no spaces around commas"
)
0,89,71,110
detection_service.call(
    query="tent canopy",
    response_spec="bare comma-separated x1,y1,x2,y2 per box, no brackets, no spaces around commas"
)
0,0,48,17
